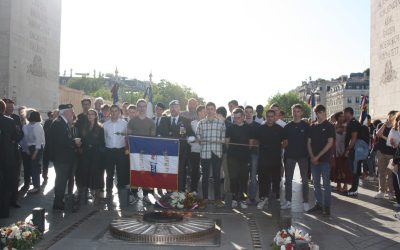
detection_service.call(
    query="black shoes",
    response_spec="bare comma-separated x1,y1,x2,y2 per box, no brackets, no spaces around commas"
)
346,190,358,197
306,203,322,214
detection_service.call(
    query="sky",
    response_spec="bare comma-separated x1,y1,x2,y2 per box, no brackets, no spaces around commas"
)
60,0,371,108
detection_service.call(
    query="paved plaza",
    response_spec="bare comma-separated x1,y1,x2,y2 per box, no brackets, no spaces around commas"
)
1,165,399,250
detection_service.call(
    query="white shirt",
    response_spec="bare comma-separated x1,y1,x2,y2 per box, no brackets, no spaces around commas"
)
387,128,400,148
103,118,127,149
23,122,45,150
154,116,162,127
190,120,201,153
276,119,286,128
254,116,265,125
171,115,179,125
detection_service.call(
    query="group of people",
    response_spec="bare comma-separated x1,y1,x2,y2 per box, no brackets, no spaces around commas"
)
0,95,399,219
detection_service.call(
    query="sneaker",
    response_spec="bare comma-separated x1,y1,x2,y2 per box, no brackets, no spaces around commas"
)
281,201,291,209
393,203,400,208
346,191,358,197
231,200,238,208
388,193,395,200
303,202,310,211
240,201,248,209
27,188,40,194
306,203,323,214
215,200,225,208
322,206,330,217
374,192,385,199
257,198,268,210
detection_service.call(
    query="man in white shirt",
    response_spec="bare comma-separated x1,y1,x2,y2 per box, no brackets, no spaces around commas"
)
103,105,128,198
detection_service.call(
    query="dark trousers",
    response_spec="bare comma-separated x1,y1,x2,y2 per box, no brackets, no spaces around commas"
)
178,153,188,192
54,162,75,207
350,160,363,192
189,152,201,192
10,150,21,205
42,145,50,178
29,147,42,189
393,172,400,204
201,153,222,200
105,148,129,190
0,177,10,218
285,157,309,202
227,157,249,201
22,151,32,186
258,156,281,199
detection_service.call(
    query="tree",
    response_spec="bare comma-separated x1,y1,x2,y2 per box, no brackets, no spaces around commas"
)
363,68,370,78
265,91,311,119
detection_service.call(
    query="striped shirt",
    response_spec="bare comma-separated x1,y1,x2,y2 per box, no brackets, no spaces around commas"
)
196,118,226,159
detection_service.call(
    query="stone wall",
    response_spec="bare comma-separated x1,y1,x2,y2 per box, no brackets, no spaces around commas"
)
371,0,400,119
0,0,61,112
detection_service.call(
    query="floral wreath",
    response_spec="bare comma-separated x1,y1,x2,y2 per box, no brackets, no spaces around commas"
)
272,226,313,250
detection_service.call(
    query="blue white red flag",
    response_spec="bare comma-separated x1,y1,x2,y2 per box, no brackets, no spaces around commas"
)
129,136,179,190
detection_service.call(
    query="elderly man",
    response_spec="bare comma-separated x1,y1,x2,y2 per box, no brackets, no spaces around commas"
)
94,97,104,121
48,104,79,210
180,98,198,121
158,100,194,191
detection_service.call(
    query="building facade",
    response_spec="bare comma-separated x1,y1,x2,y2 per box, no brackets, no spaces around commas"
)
0,0,62,112
370,1,400,119
326,73,369,118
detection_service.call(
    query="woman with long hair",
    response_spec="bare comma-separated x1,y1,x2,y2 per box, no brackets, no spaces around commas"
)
387,112,400,208
77,109,105,202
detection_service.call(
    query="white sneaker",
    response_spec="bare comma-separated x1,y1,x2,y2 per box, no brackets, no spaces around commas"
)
374,192,385,199
388,193,395,200
281,201,291,209
240,201,248,209
231,200,238,208
257,198,268,210
393,203,400,208
303,202,310,211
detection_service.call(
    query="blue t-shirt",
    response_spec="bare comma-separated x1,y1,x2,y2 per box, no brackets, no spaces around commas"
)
284,120,310,158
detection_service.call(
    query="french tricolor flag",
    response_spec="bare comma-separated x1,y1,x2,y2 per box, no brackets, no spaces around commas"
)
129,136,179,190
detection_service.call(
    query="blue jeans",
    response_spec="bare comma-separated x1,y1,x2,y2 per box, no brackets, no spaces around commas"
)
311,161,331,208
248,152,258,200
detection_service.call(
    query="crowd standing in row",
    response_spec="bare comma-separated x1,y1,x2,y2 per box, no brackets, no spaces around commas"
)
0,97,399,219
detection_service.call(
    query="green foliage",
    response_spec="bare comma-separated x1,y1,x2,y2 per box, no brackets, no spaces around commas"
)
66,77,204,107
363,68,370,77
266,91,311,119
67,77,106,94
152,79,204,109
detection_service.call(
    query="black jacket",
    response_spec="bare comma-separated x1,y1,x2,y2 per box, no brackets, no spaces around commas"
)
0,114,18,188
157,116,194,154
47,117,76,164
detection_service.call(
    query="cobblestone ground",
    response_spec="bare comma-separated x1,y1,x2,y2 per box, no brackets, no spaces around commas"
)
0,164,399,249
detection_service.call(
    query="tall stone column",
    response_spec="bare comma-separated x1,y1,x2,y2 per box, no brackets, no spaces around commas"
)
0,0,61,112
371,1,400,119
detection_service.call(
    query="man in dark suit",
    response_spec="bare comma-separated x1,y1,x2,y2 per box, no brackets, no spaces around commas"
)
0,100,18,218
2,98,23,208
158,100,195,191
153,102,165,135
48,104,79,210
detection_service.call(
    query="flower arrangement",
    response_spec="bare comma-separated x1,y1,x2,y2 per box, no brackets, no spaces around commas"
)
156,192,203,210
272,226,312,250
0,221,41,250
